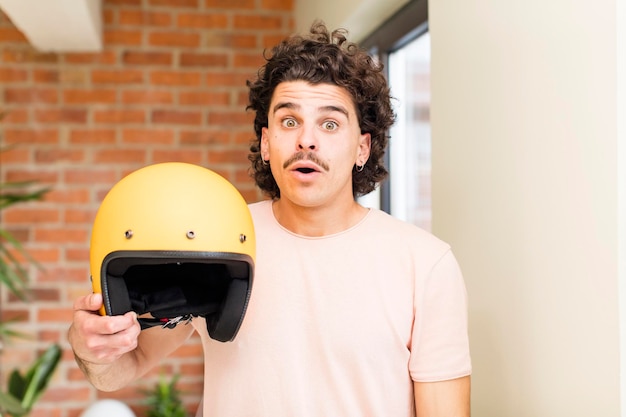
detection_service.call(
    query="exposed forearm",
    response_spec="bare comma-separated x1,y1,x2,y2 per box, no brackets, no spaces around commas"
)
73,348,142,392
415,375,471,417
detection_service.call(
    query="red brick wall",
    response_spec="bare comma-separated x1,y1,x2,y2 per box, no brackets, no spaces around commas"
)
0,1,293,416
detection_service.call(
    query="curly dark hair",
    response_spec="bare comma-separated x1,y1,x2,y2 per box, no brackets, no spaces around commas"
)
247,21,395,199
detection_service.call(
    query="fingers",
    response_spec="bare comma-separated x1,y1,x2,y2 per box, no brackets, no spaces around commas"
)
69,292,141,365
73,292,102,312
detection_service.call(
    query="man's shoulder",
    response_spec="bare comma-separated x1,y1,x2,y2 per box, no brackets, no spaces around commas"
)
366,209,451,253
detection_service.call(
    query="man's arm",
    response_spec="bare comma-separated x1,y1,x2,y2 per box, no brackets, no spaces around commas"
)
414,375,471,417
68,292,194,392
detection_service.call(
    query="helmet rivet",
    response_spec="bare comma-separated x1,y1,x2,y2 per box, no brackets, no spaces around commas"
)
125,230,133,239
186,230,196,239
239,234,246,243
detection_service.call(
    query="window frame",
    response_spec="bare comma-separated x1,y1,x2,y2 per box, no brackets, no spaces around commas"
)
360,0,429,214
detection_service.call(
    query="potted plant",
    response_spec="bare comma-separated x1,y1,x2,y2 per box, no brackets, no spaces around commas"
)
142,374,189,417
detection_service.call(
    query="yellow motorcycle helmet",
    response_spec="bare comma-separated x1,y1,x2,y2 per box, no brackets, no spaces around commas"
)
90,162,255,342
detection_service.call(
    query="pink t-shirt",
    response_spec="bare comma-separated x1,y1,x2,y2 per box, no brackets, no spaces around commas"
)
192,200,471,416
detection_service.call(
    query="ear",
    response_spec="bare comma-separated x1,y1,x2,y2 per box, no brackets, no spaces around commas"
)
261,127,269,160
357,132,371,165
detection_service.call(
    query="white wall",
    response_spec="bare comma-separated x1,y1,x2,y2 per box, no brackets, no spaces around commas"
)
429,0,621,415
297,0,623,415
294,0,408,42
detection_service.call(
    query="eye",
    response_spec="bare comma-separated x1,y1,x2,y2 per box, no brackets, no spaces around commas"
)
281,118,297,128
322,120,338,131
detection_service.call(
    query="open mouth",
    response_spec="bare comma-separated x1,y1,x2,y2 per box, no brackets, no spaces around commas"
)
295,167,316,174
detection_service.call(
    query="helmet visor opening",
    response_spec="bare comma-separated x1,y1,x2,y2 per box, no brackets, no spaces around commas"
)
124,262,230,318
101,252,253,319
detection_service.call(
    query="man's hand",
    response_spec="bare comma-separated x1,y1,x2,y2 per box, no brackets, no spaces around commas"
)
69,292,140,365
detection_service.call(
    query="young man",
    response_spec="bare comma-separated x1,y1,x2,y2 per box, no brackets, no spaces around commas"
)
69,22,471,416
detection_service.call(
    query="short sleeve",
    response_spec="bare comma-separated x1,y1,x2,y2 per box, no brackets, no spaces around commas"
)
409,249,472,382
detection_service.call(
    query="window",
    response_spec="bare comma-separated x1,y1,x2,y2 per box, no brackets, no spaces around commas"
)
360,0,431,230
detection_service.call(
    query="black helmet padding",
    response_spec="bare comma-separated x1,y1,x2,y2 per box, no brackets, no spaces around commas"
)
101,250,253,342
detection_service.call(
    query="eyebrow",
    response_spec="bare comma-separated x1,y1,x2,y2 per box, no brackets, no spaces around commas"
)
272,102,350,120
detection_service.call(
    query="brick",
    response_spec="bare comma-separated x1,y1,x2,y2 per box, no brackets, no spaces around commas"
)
204,33,257,48
34,109,88,124
59,69,89,84
63,89,117,104
39,267,90,283
3,129,60,145
26,248,60,263
0,147,29,162
0,68,28,82
5,169,58,183
205,71,251,87
122,90,174,104
234,130,255,144
180,52,228,67
40,386,91,402
262,33,289,48
207,148,250,164
103,29,143,45
105,0,142,5
152,109,202,125
0,27,28,42
150,71,202,86
32,69,59,83
26,288,61,302
37,307,72,322
29,409,62,417
93,149,147,163
261,0,294,10
236,90,249,106
64,51,117,65
119,10,172,26
34,228,89,243
3,208,59,223
122,128,175,144
4,88,58,104
1,109,29,123
148,31,201,48
45,189,91,204
35,149,85,164
64,169,118,185
64,209,96,225
207,110,254,126
148,0,198,7
0,309,29,321
179,91,230,106
123,51,173,66
176,13,228,29
66,247,90,261
233,52,266,69
93,109,146,123
152,150,203,164
205,0,254,8
180,130,230,145
92,69,144,84
2,49,58,64
70,129,117,144
233,15,282,30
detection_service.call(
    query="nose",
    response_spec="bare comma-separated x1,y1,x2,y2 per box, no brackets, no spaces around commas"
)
297,125,317,151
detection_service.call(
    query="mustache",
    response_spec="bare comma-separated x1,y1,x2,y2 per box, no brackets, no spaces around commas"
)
283,152,329,171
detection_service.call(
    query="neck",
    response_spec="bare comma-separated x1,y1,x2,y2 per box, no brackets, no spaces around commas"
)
271,198,368,237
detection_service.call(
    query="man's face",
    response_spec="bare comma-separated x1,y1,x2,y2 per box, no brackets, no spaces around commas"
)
261,80,371,209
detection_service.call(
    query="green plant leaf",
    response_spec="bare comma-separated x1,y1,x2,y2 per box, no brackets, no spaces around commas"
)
7,369,26,401
0,391,27,416
19,344,61,411
0,229,33,301
0,182,50,211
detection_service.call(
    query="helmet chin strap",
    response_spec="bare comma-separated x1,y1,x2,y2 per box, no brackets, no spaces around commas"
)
138,314,194,330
